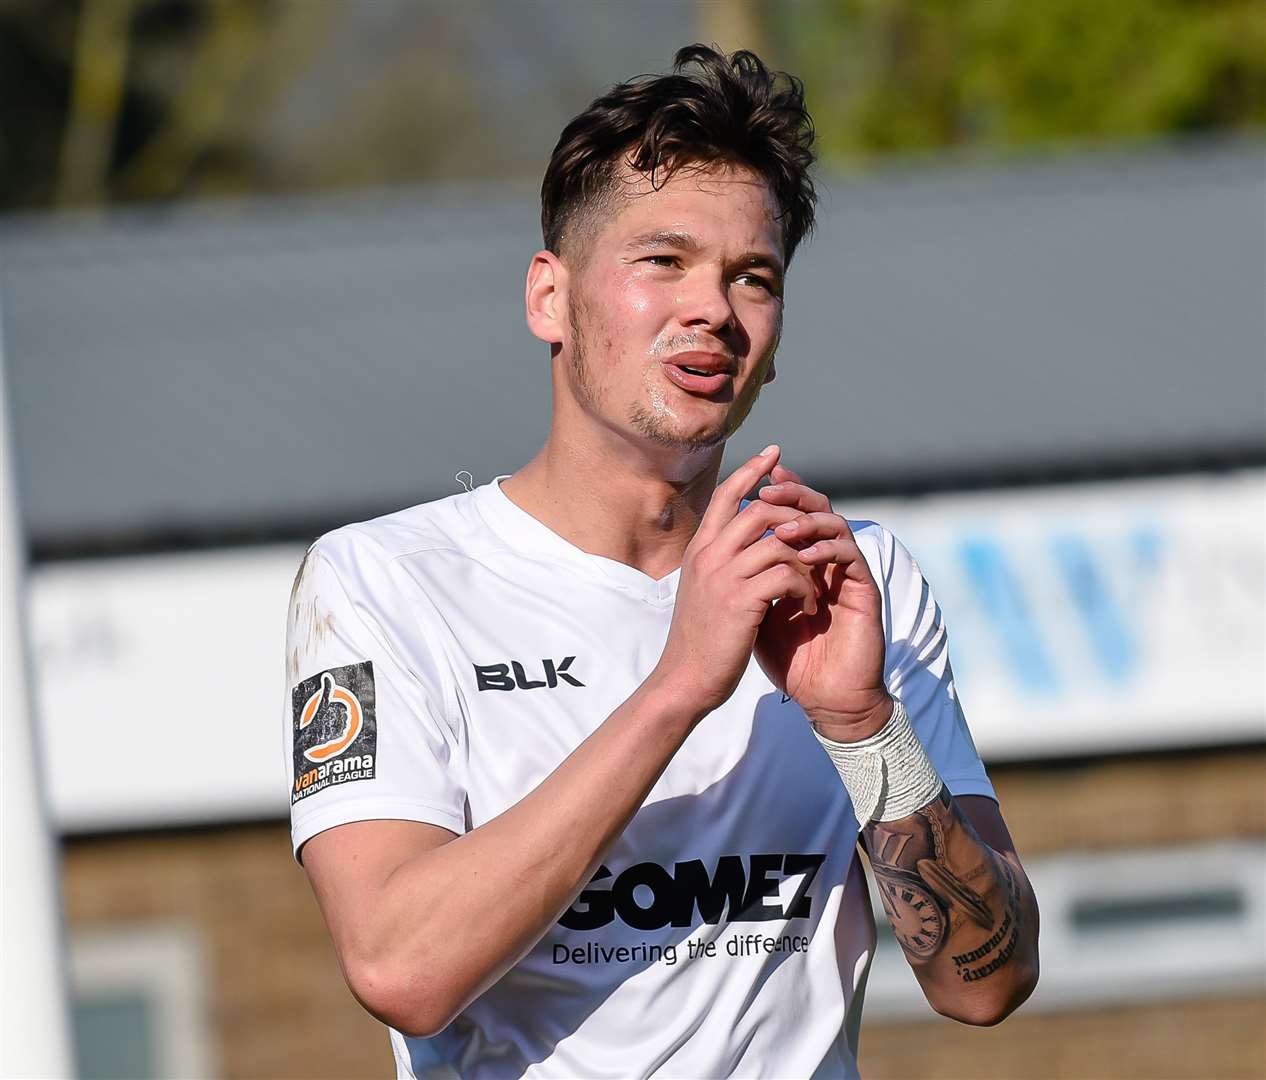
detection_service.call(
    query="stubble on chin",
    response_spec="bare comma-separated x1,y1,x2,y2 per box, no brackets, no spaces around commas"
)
627,396,726,452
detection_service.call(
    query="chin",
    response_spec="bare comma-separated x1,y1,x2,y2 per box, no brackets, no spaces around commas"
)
625,382,759,453
626,397,743,454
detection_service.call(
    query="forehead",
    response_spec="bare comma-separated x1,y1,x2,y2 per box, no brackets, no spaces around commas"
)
596,161,783,254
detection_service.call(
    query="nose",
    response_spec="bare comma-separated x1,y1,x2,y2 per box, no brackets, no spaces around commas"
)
676,269,736,333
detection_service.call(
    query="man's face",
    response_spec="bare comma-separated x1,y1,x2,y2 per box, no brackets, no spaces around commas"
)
561,161,785,454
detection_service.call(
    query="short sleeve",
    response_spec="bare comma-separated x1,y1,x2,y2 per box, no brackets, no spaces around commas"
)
283,531,467,863
878,526,997,803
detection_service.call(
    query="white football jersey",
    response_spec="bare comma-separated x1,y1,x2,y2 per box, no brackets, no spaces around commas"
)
284,475,995,1079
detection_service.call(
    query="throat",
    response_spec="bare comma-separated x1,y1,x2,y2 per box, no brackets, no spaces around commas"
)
501,445,716,577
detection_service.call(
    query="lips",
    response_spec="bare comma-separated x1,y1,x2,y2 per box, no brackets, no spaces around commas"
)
662,352,734,394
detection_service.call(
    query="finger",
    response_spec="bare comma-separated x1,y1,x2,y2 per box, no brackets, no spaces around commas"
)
718,501,805,556
747,560,818,615
757,480,831,514
730,530,818,578
696,444,780,547
792,537,876,586
772,511,853,545
769,462,804,485
730,535,820,613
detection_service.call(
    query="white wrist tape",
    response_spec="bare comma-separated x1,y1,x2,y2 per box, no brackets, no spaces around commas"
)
810,699,943,823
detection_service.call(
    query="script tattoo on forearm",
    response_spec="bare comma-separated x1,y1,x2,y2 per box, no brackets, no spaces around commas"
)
863,787,1022,983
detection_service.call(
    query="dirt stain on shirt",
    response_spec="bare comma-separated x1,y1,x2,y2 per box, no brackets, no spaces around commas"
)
287,550,335,680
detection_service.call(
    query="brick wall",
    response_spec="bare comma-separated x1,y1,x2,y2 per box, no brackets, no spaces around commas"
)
63,824,394,1078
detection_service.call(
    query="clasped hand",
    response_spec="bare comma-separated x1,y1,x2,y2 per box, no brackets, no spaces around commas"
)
752,461,892,739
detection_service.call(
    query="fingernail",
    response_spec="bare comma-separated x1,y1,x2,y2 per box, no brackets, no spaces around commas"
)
761,443,779,457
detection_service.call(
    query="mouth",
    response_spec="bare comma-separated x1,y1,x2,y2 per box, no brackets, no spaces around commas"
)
661,352,735,395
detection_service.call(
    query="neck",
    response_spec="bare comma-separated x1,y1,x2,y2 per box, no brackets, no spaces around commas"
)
499,425,724,581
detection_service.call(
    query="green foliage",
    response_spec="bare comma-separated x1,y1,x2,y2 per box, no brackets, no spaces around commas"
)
776,0,1266,163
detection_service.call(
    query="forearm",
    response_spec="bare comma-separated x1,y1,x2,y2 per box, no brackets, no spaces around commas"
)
346,668,703,1034
862,787,1039,1025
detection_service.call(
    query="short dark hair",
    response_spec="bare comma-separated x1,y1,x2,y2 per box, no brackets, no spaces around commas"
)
541,44,817,266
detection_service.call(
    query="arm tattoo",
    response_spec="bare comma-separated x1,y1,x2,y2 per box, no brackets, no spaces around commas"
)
864,786,1021,982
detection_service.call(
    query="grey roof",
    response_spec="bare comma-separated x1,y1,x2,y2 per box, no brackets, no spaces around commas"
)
2,138,1263,553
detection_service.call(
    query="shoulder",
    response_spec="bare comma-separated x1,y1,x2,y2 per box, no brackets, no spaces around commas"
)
296,487,486,588
288,490,488,635
317,488,479,564
286,498,473,693
843,518,923,589
843,519,942,647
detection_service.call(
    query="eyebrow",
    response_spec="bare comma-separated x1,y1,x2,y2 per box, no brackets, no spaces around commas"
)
627,229,703,252
625,229,785,276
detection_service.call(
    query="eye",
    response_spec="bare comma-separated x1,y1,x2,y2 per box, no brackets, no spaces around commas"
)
736,272,778,294
642,254,679,268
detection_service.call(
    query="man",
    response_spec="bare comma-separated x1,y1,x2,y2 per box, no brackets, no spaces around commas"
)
285,45,1038,1078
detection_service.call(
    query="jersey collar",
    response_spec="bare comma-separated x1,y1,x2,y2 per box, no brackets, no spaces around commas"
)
475,475,681,606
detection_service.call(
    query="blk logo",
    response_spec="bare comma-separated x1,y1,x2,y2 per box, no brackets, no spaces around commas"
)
475,656,585,692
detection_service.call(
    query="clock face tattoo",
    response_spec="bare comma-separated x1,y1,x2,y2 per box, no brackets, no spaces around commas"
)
877,871,947,960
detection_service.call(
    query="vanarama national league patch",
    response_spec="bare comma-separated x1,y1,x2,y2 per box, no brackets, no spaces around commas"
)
292,660,377,804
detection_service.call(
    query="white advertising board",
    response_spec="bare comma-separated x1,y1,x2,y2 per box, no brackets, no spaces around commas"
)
31,546,304,831
28,471,1266,831
840,470,1265,759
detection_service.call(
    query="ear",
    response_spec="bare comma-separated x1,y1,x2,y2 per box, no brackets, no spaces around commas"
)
525,250,568,346
762,356,777,385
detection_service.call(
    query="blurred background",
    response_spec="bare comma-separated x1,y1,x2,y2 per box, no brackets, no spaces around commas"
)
1,1,1263,1077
